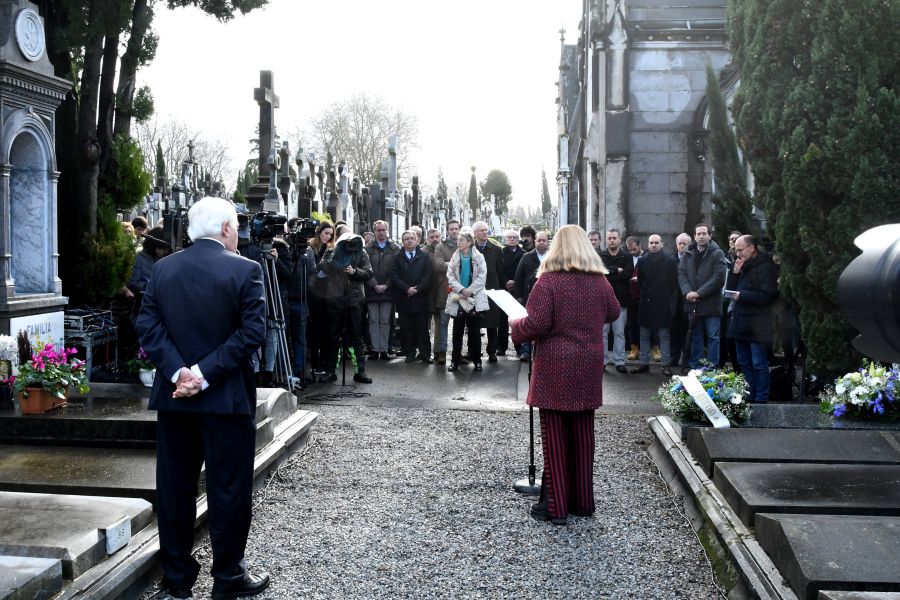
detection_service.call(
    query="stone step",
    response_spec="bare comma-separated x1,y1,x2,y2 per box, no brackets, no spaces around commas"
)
688,428,900,476
820,593,900,600
256,417,274,450
0,555,62,600
755,513,900,600
0,445,158,504
0,492,153,580
714,462,900,527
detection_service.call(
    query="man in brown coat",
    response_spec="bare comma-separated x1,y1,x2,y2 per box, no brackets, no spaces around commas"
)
424,228,450,364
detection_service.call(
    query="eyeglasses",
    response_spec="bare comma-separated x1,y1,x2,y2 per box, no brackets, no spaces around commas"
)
734,245,748,252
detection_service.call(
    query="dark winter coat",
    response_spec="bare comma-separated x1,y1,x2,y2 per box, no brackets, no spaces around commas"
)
677,240,729,316
364,239,401,303
275,245,316,303
514,249,543,303
474,239,504,328
319,237,373,308
636,251,679,329
389,248,434,314
511,271,620,411
727,252,779,344
424,243,449,312
501,246,525,284
599,248,634,306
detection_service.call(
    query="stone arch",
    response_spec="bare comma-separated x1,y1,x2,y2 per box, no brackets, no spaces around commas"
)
2,109,56,294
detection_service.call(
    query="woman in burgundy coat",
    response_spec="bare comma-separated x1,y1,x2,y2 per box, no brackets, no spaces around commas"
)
510,225,620,525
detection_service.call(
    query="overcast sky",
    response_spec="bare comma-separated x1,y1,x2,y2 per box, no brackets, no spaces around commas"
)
138,0,581,210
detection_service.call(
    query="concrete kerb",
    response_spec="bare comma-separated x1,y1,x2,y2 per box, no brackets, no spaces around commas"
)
54,401,318,600
646,416,798,600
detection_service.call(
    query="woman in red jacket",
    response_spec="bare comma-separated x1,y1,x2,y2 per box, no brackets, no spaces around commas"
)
510,225,620,525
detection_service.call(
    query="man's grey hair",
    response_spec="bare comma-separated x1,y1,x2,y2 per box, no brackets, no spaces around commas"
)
472,221,488,232
676,232,691,244
188,197,237,242
401,229,419,241
504,229,519,239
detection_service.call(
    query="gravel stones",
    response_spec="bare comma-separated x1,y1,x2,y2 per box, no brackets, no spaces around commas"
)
146,406,722,599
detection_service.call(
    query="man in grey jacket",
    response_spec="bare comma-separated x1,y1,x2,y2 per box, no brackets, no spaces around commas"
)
677,223,729,368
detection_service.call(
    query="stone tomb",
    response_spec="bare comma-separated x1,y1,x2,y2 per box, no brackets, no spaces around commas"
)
688,428,900,477
713,462,900,527
755,513,900,599
0,491,153,580
0,554,61,600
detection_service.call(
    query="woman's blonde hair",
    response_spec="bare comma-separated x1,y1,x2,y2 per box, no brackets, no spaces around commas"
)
538,225,609,276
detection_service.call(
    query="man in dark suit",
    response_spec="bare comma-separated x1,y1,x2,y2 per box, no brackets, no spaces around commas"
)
136,197,270,600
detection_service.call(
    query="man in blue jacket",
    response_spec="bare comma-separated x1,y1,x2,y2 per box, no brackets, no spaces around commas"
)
137,197,270,600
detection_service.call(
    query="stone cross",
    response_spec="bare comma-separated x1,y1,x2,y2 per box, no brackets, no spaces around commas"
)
253,70,280,179
387,135,398,194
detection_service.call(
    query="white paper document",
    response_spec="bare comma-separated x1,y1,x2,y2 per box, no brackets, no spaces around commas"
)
485,289,528,320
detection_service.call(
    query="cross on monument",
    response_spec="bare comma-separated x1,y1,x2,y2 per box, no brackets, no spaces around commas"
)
187,139,195,163
254,70,280,179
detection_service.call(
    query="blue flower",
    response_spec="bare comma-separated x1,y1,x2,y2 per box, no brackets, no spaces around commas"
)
833,404,846,417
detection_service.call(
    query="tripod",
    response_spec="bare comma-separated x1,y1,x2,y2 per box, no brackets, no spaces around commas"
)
259,242,296,392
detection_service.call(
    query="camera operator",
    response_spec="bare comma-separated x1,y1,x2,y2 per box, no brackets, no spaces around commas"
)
128,225,172,325
276,218,318,388
317,231,374,384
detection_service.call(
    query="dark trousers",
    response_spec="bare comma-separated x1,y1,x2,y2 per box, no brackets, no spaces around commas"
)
398,311,430,357
485,327,498,355
539,408,596,519
324,304,366,374
670,312,688,367
307,295,329,372
627,298,640,347
288,300,308,375
451,314,482,364
156,411,255,590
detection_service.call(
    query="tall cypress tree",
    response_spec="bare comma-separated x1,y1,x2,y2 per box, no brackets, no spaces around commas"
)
730,0,900,374
468,166,479,218
540,168,552,216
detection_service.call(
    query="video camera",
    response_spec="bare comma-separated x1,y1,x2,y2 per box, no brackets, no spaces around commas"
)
338,236,364,254
285,217,320,252
250,211,287,242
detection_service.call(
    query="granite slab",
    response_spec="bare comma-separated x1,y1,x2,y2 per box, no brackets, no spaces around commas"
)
714,462,900,526
0,445,157,503
820,593,900,600
674,404,900,441
688,428,900,476
0,555,62,600
756,513,900,600
0,492,153,579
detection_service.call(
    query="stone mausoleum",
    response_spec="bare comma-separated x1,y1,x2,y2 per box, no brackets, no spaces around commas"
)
557,0,734,242
0,0,70,342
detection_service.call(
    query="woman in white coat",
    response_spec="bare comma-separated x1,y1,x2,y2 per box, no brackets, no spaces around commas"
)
445,231,490,372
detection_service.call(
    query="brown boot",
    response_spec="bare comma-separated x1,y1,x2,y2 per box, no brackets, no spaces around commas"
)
651,345,662,362
626,344,639,361
436,352,446,365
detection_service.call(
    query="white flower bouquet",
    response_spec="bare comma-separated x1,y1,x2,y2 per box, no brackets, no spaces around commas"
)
655,365,752,423
819,360,899,420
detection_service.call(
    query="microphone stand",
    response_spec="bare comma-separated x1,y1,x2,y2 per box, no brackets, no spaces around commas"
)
513,341,541,495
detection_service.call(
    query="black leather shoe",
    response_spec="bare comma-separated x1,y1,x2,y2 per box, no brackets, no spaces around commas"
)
473,362,483,372
616,365,628,374
447,363,459,372
379,351,390,361
418,355,433,364
488,352,498,363
662,366,673,377
353,372,372,384
630,365,650,374
211,572,270,599
317,372,337,384
368,352,379,361
404,354,417,364
530,503,567,525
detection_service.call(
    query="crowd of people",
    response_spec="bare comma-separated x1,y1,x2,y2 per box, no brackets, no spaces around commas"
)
588,223,784,403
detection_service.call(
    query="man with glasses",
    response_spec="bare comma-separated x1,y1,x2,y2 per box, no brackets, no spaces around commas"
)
727,235,778,402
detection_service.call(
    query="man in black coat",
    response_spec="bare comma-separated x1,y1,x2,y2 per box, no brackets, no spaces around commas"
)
513,231,550,361
599,228,633,372
136,197,270,600
473,221,504,362
728,235,779,402
390,230,434,363
678,223,729,368
499,229,525,356
631,234,678,376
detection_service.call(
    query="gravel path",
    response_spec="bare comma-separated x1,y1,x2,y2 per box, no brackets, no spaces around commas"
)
154,404,723,599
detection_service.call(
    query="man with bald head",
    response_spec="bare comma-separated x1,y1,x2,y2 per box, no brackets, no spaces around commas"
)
631,234,678,376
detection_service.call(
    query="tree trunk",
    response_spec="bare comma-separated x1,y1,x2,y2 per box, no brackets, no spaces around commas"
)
97,30,120,187
113,0,151,140
75,0,106,236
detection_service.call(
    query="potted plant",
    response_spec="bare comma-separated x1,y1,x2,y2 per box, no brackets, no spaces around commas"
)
12,340,90,414
127,347,155,387
654,364,753,424
819,360,899,421
0,334,16,408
